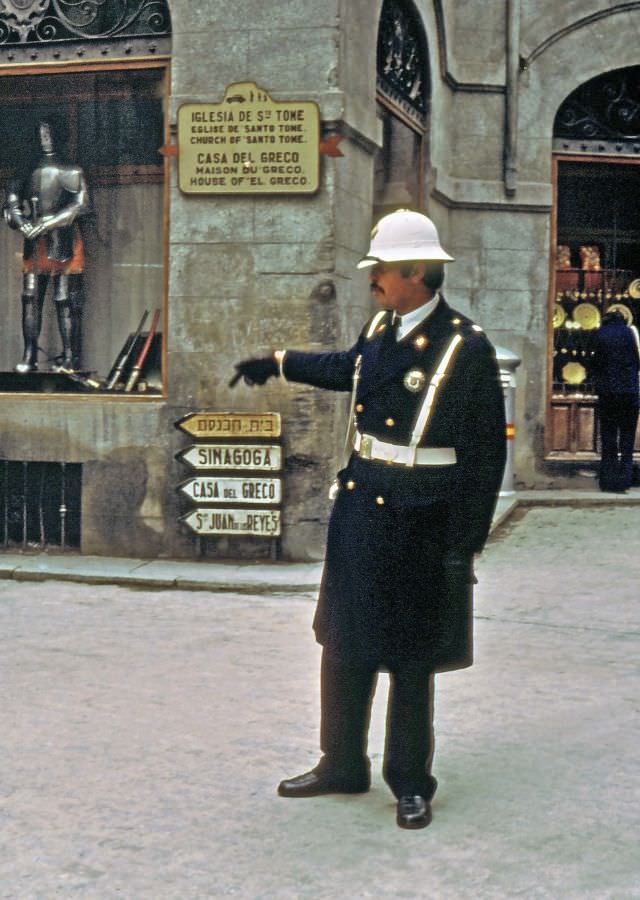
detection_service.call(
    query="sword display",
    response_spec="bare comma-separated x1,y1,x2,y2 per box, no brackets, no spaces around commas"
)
124,307,161,393
105,310,149,391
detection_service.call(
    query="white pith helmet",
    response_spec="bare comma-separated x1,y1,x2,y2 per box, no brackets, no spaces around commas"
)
357,209,454,268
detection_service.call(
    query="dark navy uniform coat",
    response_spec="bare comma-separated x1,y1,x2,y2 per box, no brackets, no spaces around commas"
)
283,297,507,672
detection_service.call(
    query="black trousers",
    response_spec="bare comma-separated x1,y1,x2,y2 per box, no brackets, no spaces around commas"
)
598,394,639,491
318,648,437,799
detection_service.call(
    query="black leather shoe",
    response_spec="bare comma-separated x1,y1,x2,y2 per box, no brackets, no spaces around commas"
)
396,795,432,829
278,769,370,798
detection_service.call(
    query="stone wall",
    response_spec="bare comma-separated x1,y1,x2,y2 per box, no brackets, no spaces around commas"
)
2,1,640,559
167,0,381,559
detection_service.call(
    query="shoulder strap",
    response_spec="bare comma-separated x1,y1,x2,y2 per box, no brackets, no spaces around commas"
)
408,333,464,461
365,310,388,339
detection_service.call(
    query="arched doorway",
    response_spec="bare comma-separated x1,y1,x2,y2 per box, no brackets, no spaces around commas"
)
547,66,640,459
373,0,430,218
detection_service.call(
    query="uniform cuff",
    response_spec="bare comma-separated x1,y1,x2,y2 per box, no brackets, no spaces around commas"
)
273,349,287,379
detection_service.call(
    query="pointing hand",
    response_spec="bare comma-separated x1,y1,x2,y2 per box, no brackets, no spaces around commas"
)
229,356,278,387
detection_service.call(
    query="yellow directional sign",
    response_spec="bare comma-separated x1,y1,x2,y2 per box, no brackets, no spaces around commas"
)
178,81,320,195
175,412,281,440
181,508,281,537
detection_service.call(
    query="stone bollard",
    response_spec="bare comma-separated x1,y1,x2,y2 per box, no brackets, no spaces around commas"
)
496,347,522,496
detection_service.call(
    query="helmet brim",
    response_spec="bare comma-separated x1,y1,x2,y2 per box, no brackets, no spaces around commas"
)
357,249,455,269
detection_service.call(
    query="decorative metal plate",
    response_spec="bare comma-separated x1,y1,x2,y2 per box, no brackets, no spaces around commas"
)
572,303,601,330
628,278,640,300
562,361,587,385
607,303,634,325
553,303,567,329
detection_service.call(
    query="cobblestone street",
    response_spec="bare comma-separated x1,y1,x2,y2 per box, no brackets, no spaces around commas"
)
1,506,639,899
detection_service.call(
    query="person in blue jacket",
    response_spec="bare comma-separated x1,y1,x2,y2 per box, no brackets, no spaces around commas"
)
231,209,507,829
592,310,640,492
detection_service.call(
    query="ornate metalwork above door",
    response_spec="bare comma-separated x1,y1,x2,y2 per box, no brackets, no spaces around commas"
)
377,0,429,127
554,66,640,157
0,0,170,61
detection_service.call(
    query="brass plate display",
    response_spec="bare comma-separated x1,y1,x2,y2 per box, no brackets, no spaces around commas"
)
606,302,634,325
553,303,567,328
572,303,601,330
628,278,640,300
562,361,587,385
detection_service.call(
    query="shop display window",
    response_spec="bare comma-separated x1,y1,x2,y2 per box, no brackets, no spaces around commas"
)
549,157,640,454
0,63,167,395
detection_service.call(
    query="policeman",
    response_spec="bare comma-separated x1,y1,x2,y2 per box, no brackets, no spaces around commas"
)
231,209,507,829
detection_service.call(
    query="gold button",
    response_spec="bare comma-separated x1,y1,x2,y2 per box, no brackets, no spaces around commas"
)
452,317,461,325
375,496,385,505
385,418,395,427
414,335,427,349
355,403,364,412
346,480,355,490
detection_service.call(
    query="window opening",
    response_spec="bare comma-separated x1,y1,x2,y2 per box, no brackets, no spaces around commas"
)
0,1,171,64
554,65,640,157
1,460,81,550
374,0,430,219
0,64,167,393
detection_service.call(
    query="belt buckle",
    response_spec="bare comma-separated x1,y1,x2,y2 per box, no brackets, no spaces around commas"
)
359,435,373,460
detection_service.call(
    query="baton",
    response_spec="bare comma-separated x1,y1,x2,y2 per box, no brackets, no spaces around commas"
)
105,310,149,390
124,307,161,393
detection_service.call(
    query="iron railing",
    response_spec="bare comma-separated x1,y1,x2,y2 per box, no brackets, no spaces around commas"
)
0,460,81,550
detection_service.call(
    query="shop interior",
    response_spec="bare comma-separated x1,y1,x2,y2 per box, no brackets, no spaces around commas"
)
549,157,640,456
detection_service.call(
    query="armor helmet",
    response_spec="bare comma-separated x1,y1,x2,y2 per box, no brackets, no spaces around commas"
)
357,209,454,268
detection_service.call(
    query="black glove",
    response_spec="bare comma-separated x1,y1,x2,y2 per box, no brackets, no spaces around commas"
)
229,356,278,388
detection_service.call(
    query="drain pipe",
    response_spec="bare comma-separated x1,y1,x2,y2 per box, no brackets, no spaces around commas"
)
504,0,521,196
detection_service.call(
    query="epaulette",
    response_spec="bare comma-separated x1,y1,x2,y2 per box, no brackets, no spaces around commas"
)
450,314,485,335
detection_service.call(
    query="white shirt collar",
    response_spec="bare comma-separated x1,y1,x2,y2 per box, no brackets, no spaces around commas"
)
395,293,440,341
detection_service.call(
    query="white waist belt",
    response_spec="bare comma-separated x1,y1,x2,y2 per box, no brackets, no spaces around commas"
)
353,432,457,467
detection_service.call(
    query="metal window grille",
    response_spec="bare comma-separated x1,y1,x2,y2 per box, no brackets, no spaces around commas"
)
0,460,81,551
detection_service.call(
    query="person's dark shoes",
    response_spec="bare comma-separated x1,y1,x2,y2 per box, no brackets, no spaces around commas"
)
396,794,432,829
600,484,628,494
278,768,370,797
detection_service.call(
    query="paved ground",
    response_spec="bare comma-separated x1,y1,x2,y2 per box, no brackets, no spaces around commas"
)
1,490,640,595
1,505,639,899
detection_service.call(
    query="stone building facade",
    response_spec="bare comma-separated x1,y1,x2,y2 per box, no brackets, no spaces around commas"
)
0,0,639,560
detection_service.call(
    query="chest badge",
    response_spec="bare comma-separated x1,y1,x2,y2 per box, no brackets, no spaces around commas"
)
403,368,427,393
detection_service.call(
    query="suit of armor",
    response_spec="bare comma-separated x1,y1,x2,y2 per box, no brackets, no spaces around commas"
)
3,121,90,373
